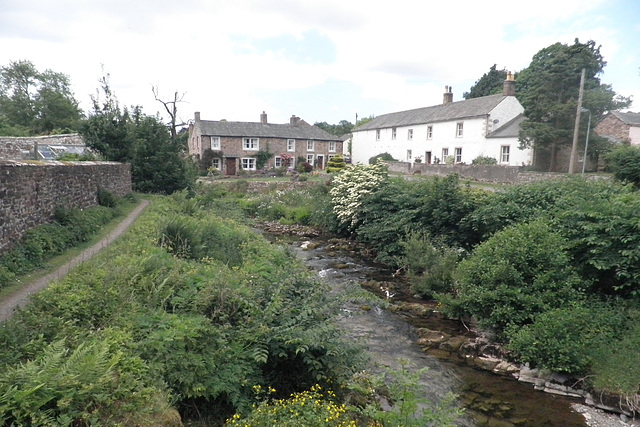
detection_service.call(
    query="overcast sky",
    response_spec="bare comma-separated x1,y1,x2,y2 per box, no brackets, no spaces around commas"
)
1,0,638,127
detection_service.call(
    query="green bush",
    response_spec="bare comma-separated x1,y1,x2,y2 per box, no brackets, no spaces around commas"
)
368,152,396,164
605,144,640,187
97,186,118,207
442,220,586,337
471,155,497,165
399,233,460,298
507,302,629,374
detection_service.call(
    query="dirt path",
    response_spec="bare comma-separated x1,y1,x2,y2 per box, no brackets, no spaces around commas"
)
0,199,150,323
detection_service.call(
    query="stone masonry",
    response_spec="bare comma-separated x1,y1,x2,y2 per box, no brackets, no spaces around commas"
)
0,160,132,253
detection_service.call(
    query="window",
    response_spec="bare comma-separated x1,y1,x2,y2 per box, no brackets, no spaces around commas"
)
287,139,295,152
392,127,397,139
501,145,510,163
211,158,220,170
329,141,336,152
407,149,412,161
456,122,463,137
306,154,314,164
328,154,335,160
241,158,256,170
455,148,462,163
376,129,380,140
442,148,449,161
307,140,315,151
243,137,259,150
427,126,433,139
408,129,413,140
275,156,283,168
210,136,220,150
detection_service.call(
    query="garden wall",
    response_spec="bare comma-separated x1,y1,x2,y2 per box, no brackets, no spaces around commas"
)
387,162,568,184
0,160,132,253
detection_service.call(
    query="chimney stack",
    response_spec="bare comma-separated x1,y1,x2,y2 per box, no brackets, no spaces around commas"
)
290,115,300,125
194,111,201,122
260,111,268,124
443,85,453,105
503,71,516,96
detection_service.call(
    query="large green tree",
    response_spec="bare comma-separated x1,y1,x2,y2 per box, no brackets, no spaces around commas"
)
0,60,82,135
463,64,510,99
79,71,196,194
313,119,353,137
516,39,630,171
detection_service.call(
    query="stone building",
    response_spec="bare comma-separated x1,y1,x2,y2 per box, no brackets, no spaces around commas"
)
188,112,343,175
595,111,640,145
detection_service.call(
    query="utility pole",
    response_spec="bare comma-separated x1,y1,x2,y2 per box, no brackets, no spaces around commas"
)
569,68,585,174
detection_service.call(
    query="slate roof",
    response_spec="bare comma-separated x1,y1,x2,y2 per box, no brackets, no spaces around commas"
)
198,120,341,141
355,94,509,131
487,114,526,138
612,111,640,125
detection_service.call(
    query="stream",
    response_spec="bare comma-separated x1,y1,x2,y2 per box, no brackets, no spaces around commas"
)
264,228,588,427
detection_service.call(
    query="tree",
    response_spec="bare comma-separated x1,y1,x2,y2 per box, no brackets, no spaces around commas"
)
0,60,82,135
516,39,631,171
313,120,354,137
463,64,509,99
152,85,186,141
79,70,196,194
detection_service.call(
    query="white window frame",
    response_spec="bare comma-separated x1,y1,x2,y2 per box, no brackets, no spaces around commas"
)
427,126,433,140
243,137,259,150
455,147,462,163
241,157,256,170
210,136,220,150
287,139,295,152
442,148,449,161
275,156,283,168
376,129,380,140
307,140,315,151
501,145,510,163
306,154,314,164
211,158,220,169
408,129,413,140
392,127,397,139
407,149,412,161
329,141,336,152
456,122,464,138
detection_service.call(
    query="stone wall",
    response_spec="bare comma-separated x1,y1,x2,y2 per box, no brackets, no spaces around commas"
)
0,160,132,253
0,134,85,160
387,161,571,184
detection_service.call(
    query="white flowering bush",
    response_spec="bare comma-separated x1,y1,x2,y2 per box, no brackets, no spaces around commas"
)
329,160,388,232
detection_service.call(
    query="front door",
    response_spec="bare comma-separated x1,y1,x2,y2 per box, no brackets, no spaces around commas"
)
316,155,324,170
226,158,237,175
425,151,432,164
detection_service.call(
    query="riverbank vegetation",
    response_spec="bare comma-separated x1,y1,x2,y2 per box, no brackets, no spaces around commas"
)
0,187,461,426
234,162,640,414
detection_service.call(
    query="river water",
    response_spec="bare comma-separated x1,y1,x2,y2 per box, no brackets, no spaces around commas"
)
266,230,588,427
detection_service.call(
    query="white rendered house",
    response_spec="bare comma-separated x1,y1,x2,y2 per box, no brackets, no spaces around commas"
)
351,75,532,167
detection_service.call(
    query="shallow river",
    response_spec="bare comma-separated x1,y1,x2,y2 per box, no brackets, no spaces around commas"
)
268,231,588,427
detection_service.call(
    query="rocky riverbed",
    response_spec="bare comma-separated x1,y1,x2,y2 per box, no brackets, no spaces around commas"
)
259,222,639,426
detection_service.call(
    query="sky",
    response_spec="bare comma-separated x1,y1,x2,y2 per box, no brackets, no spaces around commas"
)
1,0,639,128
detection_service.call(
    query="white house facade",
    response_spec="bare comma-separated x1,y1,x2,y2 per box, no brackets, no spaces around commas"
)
351,75,532,167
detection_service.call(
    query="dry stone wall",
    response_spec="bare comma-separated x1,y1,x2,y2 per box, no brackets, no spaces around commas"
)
0,160,132,253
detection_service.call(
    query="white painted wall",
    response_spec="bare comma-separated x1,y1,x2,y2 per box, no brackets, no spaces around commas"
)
352,97,531,166
629,126,640,145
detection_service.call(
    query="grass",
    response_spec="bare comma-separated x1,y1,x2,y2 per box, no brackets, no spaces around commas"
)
0,198,142,302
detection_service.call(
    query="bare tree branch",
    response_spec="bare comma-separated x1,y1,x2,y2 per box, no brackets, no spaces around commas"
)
152,85,186,140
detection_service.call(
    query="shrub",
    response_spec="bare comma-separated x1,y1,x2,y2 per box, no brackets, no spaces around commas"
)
441,220,586,337
368,152,396,165
226,385,355,427
326,155,347,173
471,155,497,165
507,302,629,374
399,233,460,298
605,144,640,187
97,186,118,207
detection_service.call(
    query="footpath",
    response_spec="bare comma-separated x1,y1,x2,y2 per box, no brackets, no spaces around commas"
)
0,199,150,323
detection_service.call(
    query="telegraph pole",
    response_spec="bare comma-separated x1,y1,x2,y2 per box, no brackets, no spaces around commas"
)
569,68,586,174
